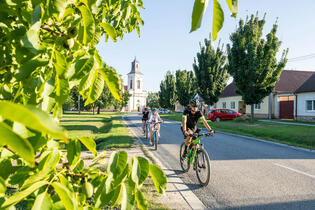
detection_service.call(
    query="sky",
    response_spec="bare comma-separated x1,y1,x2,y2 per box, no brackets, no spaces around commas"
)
96,0,315,92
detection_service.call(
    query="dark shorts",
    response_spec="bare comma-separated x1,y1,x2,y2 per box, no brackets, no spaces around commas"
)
142,118,148,122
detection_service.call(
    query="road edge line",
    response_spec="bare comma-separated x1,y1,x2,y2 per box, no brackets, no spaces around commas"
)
122,115,206,210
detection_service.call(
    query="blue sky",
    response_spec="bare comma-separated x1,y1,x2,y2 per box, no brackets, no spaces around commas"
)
97,0,315,92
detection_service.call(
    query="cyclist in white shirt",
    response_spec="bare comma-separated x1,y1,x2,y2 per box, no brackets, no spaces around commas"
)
147,108,163,144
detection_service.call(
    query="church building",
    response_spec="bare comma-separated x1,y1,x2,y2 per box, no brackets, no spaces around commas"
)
125,58,147,112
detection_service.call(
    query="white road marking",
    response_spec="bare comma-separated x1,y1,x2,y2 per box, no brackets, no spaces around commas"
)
274,163,315,179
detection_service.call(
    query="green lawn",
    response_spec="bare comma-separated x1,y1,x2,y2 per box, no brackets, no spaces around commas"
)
60,112,134,150
161,112,315,150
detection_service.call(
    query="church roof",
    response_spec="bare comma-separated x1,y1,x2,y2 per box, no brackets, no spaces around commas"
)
128,57,143,75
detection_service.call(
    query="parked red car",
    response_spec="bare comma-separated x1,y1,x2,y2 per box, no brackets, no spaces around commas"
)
207,109,242,122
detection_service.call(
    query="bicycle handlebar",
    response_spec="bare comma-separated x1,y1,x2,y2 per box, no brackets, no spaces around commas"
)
189,130,215,137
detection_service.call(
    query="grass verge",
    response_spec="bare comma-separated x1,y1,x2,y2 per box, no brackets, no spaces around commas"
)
161,112,315,150
60,112,134,150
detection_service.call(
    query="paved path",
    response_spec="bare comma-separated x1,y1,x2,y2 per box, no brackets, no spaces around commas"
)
260,120,315,127
125,113,315,210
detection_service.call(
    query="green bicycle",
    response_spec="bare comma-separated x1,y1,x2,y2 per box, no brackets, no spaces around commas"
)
179,131,214,186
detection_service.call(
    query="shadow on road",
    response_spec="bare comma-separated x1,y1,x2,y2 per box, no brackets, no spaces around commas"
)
221,198,315,210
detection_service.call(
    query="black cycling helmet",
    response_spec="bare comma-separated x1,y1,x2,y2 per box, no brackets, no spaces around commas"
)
189,98,199,107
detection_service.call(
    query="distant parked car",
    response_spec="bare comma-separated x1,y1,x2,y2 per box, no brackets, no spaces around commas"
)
208,109,242,122
158,108,172,114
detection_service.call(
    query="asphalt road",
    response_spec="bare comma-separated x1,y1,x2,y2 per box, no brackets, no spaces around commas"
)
124,114,315,210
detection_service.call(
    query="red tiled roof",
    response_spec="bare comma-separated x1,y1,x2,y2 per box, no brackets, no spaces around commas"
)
220,70,315,97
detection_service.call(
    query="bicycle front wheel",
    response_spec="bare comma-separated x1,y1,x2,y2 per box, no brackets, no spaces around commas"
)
195,148,211,186
154,132,158,150
179,142,190,172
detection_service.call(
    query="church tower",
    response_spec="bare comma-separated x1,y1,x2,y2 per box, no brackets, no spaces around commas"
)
126,58,147,112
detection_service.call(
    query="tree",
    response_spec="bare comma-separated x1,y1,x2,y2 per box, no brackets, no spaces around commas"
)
95,84,115,114
175,70,197,107
193,37,228,106
147,92,160,108
0,1,167,209
158,71,176,110
227,14,288,122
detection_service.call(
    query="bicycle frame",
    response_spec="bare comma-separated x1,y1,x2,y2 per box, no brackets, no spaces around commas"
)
188,137,201,165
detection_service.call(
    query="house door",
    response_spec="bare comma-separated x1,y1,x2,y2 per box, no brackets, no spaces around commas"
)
279,96,294,119
238,101,246,114
136,104,140,112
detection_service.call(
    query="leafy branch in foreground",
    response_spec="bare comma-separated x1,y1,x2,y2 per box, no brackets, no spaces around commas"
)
190,0,238,40
0,101,167,209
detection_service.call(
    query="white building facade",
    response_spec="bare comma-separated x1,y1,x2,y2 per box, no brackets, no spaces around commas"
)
125,58,147,112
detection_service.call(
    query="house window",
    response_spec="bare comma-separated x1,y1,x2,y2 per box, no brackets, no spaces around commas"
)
254,103,261,110
222,102,226,108
137,80,140,89
230,101,235,109
130,80,132,89
306,100,315,111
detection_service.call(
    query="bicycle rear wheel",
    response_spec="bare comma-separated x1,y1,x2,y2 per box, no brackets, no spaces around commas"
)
154,132,158,150
179,142,190,172
195,148,211,186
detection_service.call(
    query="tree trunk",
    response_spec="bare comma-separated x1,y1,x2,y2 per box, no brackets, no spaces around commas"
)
78,95,81,115
97,106,100,114
251,104,254,123
92,104,95,115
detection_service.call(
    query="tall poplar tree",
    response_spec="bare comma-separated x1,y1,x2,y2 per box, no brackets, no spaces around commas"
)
193,37,228,106
158,71,176,110
227,14,288,122
175,70,197,107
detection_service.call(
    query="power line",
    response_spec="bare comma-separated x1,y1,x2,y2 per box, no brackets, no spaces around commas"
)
287,53,315,62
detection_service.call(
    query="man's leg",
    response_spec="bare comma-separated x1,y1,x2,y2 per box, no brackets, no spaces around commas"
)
156,123,160,137
150,125,154,144
183,129,193,158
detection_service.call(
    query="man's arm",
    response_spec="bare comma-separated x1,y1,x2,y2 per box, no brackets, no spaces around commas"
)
182,115,187,132
201,116,212,131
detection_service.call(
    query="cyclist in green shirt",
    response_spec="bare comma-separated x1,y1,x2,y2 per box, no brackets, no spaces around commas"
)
181,98,214,159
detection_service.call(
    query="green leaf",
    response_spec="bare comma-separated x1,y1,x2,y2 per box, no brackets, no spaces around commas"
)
107,151,128,178
149,164,167,194
71,56,94,80
212,0,224,41
52,182,78,210
122,180,135,210
55,76,70,106
226,0,238,18
16,57,49,81
190,0,209,32
54,51,69,78
111,184,124,207
1,181,48,209
78,4,95,45
0,101,67,140
135,189,147,210
0,122,35,167
84,69,105,106
99,22,117,42
0,177,6,197
99,66,122,101
130,157,149,187
66,139,81,166
83,181,93,198
95,178,115,208
78,137,97,155
31,191,53,210
21,21,41,54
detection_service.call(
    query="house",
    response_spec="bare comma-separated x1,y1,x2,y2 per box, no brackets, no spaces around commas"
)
215,70,315,119
295,73,315,121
